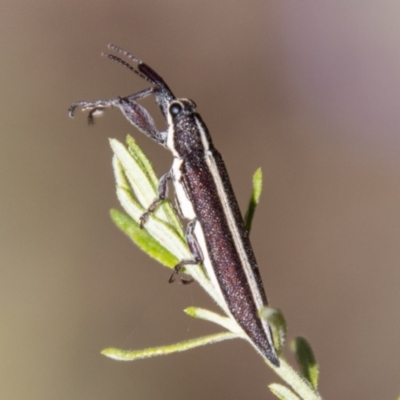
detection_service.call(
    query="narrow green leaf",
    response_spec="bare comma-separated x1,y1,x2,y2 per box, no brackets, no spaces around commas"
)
126,135,159,190
110,208,178,268
110,139,156,210
269,383,301,400
184,307,243,334
260,307,287,355
110,137,183,237
291,337,319,389
101,332,238,361
244,168,263,233
115,182,190,262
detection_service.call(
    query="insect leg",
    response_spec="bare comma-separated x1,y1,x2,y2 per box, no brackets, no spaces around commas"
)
169,219,203,284
140,171,172,228
116,95,167,144
69,87,167,145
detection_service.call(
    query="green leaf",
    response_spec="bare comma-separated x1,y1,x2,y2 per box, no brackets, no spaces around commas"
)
110,208,178,268
244,168,263,233
269,384,301,400
101,332,238,361
291,337,319,389
260,307,287,355
113,163,191,262
110,137,183,237
126,135,159,190
184,307,243,334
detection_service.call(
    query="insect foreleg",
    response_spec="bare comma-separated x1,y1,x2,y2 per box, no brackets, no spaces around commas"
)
68,98,117,122
116,95,167,145
69,87,168,144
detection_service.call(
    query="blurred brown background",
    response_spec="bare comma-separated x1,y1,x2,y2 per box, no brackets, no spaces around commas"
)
1,1,400,399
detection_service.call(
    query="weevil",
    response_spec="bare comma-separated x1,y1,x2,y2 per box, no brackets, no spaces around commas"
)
69,45,279,366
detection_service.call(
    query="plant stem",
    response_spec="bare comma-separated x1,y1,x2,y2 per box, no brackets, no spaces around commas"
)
272,359,322,400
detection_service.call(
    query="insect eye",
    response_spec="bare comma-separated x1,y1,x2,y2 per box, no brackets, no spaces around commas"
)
170,103,182,116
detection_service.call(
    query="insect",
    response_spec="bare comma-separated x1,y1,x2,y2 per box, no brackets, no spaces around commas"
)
69,45,279,366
